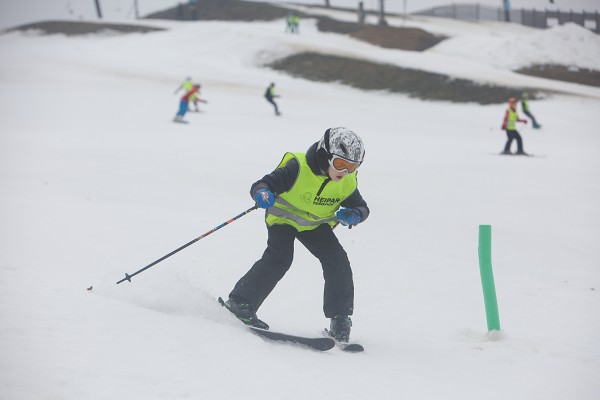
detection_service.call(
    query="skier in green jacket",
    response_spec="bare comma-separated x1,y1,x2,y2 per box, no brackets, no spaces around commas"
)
521,92,541,129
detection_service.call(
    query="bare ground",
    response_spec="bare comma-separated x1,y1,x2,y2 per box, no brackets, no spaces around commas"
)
269,52,533,104
4,20,164,36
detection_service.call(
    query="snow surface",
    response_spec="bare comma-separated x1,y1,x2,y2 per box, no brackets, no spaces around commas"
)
1,10,600,400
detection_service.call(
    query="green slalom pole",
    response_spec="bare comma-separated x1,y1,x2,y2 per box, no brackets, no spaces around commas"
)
478,225,501,331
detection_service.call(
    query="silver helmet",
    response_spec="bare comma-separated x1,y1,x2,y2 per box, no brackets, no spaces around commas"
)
318,127,365,163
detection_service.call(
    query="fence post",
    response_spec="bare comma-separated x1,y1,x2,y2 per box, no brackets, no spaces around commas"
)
94,0,102,18
540,9,547,29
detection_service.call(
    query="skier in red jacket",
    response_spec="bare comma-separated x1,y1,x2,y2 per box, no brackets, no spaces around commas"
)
173,84,206,123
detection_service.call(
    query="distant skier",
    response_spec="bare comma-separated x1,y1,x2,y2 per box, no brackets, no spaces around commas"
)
221,127,369,343
521,92,541,129
501,97,528,155
285,13,294,33
285,13,300,33
173,84,205,123
174,77,193,95
264,82,281,116
190,83,208,112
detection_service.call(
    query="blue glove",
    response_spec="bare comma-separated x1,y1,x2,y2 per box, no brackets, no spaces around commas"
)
254,189,275,209
336,208,361,228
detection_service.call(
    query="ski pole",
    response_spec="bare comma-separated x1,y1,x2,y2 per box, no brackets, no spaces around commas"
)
116,205,259,284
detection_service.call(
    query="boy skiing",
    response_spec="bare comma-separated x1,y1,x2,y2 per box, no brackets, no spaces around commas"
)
222,127,369,342
501,97,529,155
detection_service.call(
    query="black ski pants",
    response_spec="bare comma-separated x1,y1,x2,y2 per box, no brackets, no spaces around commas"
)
504,129,525,153
265,96,279,114
229,223,354,318
524,110,539,127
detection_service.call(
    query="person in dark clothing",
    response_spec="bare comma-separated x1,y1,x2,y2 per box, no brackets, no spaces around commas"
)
264,82,280,116
222,127,369,342
501,97,528,155
521,92,541,129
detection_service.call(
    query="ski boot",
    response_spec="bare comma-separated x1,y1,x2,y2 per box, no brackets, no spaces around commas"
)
328,315,352,342
221,297,269,330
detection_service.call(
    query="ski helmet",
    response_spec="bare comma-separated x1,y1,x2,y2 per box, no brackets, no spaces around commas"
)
318,127,365,163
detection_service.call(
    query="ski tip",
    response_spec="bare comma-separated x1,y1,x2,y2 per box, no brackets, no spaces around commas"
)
322,338,336,351
340,343,365,353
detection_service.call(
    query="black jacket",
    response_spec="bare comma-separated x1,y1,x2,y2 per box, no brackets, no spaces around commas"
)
250,142,370,222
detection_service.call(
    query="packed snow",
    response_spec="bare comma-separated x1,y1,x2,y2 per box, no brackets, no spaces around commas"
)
1,6,599,400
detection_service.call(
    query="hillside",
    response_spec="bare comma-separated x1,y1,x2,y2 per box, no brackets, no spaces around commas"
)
145,0,600,93
1,8,599,400
8,0,600,104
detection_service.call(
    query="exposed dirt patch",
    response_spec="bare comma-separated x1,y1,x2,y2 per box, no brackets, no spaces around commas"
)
517,64,600,88
4,20,164,36
147,0,289,22
316,18,444,51
269,52,535,104
146,0,443,52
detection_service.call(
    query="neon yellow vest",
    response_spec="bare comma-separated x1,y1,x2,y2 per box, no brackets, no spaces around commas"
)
521,99,529,113
265,152,358,231
506,108,517,130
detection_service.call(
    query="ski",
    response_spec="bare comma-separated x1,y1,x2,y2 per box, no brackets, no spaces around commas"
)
323,329,365,352
494,152,545,158
249,326,335,351
337,342,365,352
218,297,334,351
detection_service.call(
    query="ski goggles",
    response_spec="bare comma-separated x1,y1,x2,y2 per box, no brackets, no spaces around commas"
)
329,155,361,173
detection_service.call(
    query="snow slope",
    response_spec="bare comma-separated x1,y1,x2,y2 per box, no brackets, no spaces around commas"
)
1,12,599,400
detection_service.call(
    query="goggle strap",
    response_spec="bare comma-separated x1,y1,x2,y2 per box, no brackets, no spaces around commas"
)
323,129,331,153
